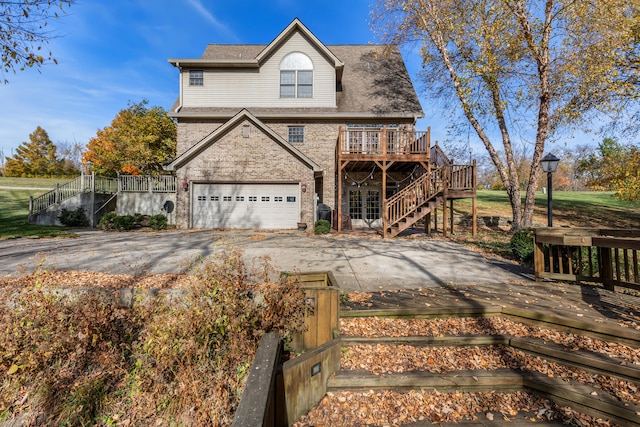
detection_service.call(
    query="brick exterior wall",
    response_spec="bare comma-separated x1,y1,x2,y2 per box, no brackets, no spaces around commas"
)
175,119,318,229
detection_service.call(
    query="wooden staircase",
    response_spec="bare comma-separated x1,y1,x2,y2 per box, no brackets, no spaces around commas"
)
384,166,446,238
320,308,640,426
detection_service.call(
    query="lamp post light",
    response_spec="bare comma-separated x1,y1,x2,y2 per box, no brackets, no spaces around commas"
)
541,153,560,227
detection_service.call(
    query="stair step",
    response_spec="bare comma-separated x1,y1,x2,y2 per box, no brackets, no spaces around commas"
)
327,369,523,392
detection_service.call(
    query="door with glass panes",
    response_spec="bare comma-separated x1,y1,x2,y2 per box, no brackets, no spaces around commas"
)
348,186,381,227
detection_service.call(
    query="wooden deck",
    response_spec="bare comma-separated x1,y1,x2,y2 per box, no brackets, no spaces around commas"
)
336,127,477,238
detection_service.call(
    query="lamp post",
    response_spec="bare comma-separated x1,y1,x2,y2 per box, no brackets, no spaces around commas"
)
541,153,560,227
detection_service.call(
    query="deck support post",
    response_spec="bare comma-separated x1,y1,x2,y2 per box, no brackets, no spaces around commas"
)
381,160,388,238
434,206,438,232
425,212,431,234
442,194,447,238
336,129,343,233
449,198,454,235
472,160,477,237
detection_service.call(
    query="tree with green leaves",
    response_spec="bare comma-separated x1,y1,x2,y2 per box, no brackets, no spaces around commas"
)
579,138,640,201
372,0,640,229
83,100,177,176
3,126,76,177
0,1,74,83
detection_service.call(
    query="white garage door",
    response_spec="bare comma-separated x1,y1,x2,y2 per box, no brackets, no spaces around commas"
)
192,183,300,229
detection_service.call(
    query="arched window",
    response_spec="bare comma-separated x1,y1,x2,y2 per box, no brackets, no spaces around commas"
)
280,52,313,98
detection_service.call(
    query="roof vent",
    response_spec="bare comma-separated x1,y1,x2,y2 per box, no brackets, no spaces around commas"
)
239,53,243,59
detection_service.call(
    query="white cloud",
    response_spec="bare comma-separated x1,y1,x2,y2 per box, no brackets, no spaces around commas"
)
184,0,240,41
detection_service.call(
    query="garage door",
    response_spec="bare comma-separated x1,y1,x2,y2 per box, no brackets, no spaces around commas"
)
192,183,300,229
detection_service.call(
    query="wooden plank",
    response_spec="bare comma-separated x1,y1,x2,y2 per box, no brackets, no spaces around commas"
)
533,240,546,281
563,235,592,246
328,369,523,392
524,372,640,426
317,288,331,346
341,335,511,347
501,307,640,345
600,247,614,291
303,288,318,350
231,332,281,427
340,306,503,318
511,337,640,383
282,339,342,424
593,236,640,250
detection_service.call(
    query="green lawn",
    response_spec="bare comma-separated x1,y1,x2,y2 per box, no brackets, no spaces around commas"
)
457,190,640,229
0,176,73,189
0,189,75,239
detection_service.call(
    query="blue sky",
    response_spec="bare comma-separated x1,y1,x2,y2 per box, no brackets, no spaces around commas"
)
0,0,443,157
0,0,600,160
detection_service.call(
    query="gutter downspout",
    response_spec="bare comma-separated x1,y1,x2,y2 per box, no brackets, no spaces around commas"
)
176,61,183,113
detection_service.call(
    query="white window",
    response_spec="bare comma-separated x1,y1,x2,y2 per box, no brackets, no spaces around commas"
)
280,52,313,98
288,126,304,143
189,70,203,86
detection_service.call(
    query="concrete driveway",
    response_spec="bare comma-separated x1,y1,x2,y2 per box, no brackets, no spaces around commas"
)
0,230,532,292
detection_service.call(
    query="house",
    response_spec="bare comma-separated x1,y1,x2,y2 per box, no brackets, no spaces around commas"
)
165,18,476,237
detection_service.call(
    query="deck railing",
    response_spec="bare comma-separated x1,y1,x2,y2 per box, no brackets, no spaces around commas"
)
430,143,450,167
449,164,475,190
534,228,640,292
118,175,176,193
386,166,445,227
29,175,175,215
339,129,430,156
30,176,87,214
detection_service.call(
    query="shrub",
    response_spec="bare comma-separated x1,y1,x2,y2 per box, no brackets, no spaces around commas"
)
57,207,89,227
98,211,118,230
0,249,307,425
314,219,331,235
113,214,135,231
510,228,534,263
127,249,306,425
149,214,168,230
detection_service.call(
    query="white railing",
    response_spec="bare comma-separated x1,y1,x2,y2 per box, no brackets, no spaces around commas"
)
29,175,176,215
118,175,176,193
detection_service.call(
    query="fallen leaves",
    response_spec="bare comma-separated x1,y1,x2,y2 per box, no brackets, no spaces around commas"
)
0,270,194,289
340,316,640,365
293,390,613,427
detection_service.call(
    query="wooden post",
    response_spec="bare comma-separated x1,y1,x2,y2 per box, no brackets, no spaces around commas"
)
337,163,342,233
600,247,614,291
442,194,447,237
533,230,545,281
336,129,342,233
434,206,438,232
381,161,387,238
449,198,454,235
425,211,431,234
472,160,477,237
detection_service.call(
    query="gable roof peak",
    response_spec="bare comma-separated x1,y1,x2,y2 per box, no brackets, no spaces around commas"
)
255,18,344,69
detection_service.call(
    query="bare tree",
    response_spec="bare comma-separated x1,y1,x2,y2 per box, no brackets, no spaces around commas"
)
0,0,74,83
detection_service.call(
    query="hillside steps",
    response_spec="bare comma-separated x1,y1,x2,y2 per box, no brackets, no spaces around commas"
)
329,309,640,426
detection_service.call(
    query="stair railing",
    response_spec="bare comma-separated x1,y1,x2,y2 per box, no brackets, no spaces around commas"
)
385,166,445,229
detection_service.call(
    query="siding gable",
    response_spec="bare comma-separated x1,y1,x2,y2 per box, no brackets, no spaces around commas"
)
181,32,337,109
